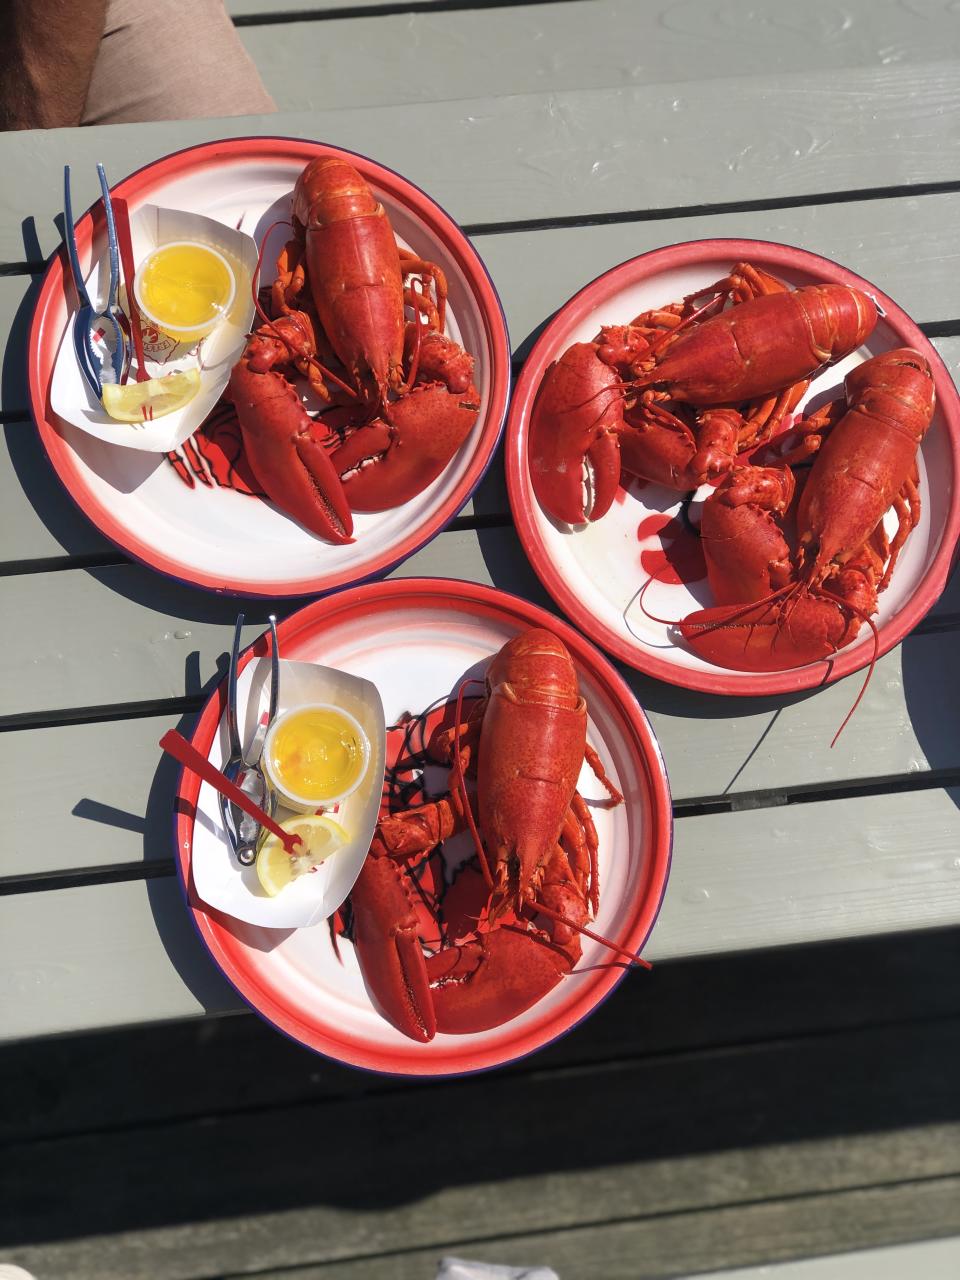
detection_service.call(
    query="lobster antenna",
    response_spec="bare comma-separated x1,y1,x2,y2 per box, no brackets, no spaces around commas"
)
533,900,652,970
824,598,881,749
452,680,494,890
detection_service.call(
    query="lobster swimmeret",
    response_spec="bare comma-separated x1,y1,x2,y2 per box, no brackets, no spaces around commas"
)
346,627,646,1041
529,262,878,520
220,157,481,542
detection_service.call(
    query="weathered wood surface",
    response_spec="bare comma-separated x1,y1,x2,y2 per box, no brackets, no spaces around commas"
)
4,2,960,1275
5,925,958,1142
4,1014,959,1278
236,0,960,113
691,1236,960,1278
4,61,960,269
4,786,959,1039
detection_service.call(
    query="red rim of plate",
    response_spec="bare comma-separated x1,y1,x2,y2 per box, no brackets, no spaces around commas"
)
506,237,960,696
28,136,511,597
172,578,673,1076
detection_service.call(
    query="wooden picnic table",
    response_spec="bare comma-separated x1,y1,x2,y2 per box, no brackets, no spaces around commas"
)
2,2,960,1278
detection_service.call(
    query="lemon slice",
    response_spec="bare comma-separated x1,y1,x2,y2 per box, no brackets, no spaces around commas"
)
101,369,201,423
255,814,350,897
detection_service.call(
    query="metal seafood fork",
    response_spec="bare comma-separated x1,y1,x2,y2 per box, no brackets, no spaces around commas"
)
219,614,280,865
63,163,128,399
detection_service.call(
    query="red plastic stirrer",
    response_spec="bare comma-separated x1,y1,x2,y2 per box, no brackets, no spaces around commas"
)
159,729,302,855
112,196,150,384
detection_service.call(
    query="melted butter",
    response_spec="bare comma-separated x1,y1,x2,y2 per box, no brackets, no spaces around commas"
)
136,242,233,330
269,706,366,801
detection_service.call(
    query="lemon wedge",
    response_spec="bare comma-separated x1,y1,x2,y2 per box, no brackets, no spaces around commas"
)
101,369,201,423
255,814,350,897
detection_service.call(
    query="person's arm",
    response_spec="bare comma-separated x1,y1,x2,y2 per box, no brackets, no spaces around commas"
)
0,0,107,129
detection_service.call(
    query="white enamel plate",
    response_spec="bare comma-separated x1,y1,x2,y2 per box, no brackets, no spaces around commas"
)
29,138,511,596
506,239,960,696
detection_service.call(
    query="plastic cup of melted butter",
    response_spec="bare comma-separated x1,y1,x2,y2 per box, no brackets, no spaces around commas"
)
262,703,371,813
133,240,237,345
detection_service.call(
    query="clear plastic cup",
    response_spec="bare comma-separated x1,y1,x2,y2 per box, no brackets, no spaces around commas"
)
133,240,236,345
263,703,371,813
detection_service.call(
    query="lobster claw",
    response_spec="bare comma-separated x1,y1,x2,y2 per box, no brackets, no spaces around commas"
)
350,855,437,1042
332,381,480,512
529,343,623,525
227,361,354,544
425,926,574,1034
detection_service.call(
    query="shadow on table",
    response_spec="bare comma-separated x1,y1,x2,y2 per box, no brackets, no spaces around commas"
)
901,558,960,806
2,925,959,1249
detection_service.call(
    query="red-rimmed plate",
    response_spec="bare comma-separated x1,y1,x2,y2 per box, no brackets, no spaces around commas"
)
173,579,672,1076
506,239,960,696
29,137,510,596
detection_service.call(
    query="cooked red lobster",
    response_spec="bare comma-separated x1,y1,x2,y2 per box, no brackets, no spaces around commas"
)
222,156,481,542
530,263,877,521
346,628,645,1041
678,348,936,672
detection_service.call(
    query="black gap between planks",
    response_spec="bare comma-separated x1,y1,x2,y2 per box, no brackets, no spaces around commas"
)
2,769,959,896
232,0,588,26
7,179,960,276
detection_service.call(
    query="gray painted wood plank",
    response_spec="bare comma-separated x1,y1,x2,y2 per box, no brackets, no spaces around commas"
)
4,1017,959,1276
236,0,960,114
6,1055,960,1280
4,516,960,717
213,1179,960,1279
3,200,960,561
6,925,958,1141
3,620,960,880
3,59,960,266
3,787,959,1039
690,1236,960,1279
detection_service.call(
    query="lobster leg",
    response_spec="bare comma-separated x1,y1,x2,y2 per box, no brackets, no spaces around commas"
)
882,467,921,589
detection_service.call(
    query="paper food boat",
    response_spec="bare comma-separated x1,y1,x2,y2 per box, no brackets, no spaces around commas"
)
191,659,386,929
51,204,258,453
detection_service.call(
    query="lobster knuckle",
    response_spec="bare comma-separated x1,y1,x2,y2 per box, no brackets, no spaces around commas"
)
406,328,476,393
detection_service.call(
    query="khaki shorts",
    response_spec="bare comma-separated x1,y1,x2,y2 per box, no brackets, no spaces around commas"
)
82,0,276,125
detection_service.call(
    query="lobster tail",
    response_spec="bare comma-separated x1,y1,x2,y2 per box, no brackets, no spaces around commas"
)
808,283,878,361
